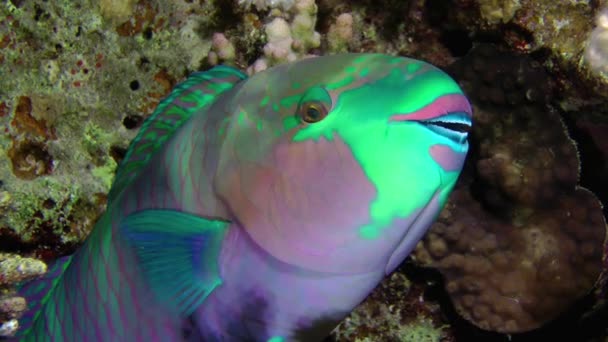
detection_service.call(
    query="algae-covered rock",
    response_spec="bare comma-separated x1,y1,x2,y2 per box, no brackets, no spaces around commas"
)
414,45,607,334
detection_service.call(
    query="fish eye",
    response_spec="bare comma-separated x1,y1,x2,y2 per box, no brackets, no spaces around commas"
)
299,102,328,123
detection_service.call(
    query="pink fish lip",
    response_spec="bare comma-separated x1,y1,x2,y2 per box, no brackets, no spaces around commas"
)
389,93,472,122
390,94,472,144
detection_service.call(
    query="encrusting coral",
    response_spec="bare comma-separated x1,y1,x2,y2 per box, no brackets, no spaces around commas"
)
413,45,607,333
0,253,46,337
585,6,608,76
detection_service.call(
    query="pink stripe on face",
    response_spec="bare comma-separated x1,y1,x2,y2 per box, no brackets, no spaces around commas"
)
389,94,472,122
430,144,467,171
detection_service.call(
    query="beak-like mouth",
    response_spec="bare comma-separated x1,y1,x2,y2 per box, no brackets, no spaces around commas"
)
419,111,472,144
389,94,473,145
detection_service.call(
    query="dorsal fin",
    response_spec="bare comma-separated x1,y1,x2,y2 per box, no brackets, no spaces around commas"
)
15,255,72,338
108,66,247,202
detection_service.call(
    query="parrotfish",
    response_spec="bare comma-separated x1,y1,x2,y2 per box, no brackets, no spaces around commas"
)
14,53,472,341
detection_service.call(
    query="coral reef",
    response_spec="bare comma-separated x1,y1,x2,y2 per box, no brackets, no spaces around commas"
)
433,0,608,127
585,6,608,76
414,45,607,333
0,253,46,337
0,0,237,332
0,253,46,286
330,265,450,342
0,0,607,340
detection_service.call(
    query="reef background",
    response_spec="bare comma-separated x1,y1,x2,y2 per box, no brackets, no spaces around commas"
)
0,0,607,341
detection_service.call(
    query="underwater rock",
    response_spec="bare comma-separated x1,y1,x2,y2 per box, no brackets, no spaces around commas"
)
330,267,449,341
0,319,19,338
464,0,608,119
0,253,46,337
0,253,46,286
413,45,608,333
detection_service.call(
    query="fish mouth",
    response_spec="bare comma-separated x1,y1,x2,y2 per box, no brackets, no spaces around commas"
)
418,111,471,145
389,94,473,145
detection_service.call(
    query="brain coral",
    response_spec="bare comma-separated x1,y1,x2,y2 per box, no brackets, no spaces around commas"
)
414,45,607,333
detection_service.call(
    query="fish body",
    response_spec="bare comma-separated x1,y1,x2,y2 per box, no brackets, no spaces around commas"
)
15,54,472,341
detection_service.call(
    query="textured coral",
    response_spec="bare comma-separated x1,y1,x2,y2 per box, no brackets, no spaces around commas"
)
0,253,46,337
330,266,450,342
241,0,322,73
0,0,230,254
0,319,19,338
0,253,46,286
585,6,608,76
326,13,354,53
413,45,608,333
438,0,608,123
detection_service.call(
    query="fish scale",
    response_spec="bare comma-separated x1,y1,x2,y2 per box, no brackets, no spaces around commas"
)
14,54,472,341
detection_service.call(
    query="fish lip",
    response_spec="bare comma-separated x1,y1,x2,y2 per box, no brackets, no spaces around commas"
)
389,94,472,144
389,93,473,122
418,112,471,145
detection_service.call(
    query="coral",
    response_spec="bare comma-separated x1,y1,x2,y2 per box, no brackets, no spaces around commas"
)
585,6,608,76
207,33,237,66
0,253,46,286
0,0,234,257
0,253,46,337
396,318,446,342
316,0,463,67
438,0,608,119
330,267,450,341
238,0,296,11
413,45,608,333
99,0,137,23
0,297,26,319
479,0,521,24
233,0,321,73
0,319,18,338
263,17,298,64
327,13,354,53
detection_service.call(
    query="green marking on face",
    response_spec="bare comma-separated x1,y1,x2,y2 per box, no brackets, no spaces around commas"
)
300,85,333,106
282,116,299,131
407,62,422,73
291,67,465,239
292,82,301,89
280,94,301,108
260,95,270,107
353,55,369,64
237,111,247,125
326,74,355,90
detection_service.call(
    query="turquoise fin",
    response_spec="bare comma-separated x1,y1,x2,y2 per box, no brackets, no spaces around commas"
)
15,255,72,337
108,66,248,202
119,209,229,316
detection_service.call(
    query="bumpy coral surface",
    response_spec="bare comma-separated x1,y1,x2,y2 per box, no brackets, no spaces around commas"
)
0,253,46,337
585,6,608,76
330,265,449,342
414,45,608,333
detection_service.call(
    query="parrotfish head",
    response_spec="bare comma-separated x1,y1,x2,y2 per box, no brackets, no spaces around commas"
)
215,53,472,275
